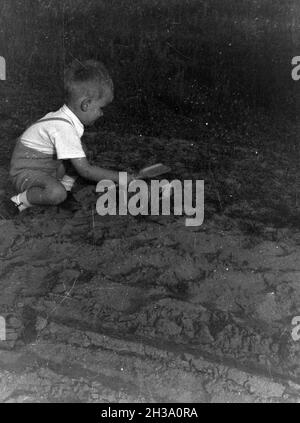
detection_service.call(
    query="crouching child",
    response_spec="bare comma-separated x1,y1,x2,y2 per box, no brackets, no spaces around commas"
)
10,59,133,211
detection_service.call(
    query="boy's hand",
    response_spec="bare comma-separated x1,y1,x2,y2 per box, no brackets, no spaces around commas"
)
127,173,137,184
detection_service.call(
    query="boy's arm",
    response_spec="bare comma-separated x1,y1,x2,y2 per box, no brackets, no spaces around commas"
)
70,157,133,183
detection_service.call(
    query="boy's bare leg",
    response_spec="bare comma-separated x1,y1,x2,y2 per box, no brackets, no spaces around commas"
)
11,174,67,210
26,174,67,206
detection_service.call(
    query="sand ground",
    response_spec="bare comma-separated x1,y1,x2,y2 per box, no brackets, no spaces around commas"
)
1,157,300,402
1,84,300,402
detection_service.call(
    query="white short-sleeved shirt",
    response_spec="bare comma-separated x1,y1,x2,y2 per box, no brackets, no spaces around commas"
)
20,105,86,159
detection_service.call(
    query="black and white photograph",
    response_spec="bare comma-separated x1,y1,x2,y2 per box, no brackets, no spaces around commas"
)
0,0,299,406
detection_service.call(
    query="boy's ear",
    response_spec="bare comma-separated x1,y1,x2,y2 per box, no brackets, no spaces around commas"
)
80,98,90,112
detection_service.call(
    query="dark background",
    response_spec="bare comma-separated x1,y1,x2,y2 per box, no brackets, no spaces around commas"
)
0,0,299,130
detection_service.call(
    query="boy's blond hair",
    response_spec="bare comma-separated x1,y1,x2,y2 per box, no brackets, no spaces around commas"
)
64,59,113,103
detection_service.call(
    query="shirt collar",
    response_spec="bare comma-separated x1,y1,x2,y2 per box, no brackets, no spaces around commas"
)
61,104,84,138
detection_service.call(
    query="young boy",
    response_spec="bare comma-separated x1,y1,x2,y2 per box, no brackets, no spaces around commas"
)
10,59,133,211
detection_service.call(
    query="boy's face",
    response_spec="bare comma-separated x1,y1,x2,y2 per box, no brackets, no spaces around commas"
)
82,84,113,126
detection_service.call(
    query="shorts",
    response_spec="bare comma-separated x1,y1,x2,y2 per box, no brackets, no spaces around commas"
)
11,169,58,193
11,169,77,193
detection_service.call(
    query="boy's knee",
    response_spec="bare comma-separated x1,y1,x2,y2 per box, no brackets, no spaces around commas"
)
47,184,67,205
